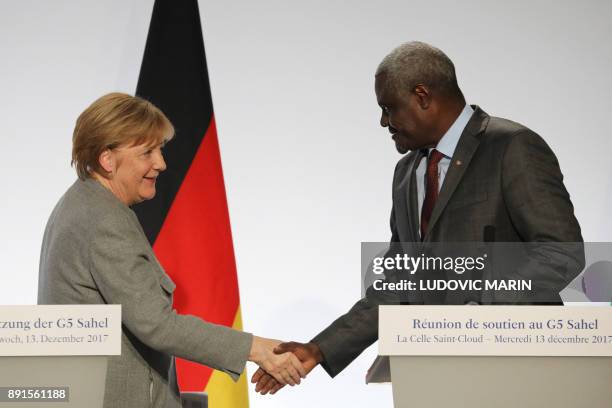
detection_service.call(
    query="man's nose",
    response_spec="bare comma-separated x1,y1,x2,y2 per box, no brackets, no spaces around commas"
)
380,112,389,128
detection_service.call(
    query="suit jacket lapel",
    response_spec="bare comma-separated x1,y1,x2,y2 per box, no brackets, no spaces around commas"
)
395,151,423,242
423,106,490,241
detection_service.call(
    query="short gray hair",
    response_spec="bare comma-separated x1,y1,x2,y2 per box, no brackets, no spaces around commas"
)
376,41,462,99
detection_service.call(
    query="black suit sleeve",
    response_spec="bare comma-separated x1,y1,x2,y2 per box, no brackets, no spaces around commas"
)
311,162,405,377
310,297,378,377
500,130,585,298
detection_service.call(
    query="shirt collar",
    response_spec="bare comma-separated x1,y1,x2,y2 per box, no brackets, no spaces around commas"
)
432,104,474,159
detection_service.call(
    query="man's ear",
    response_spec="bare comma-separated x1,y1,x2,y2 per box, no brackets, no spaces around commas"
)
413,84,431,109
98,149,114,174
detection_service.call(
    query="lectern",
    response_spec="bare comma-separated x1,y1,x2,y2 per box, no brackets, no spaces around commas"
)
369,306,612,408
0,305,120,407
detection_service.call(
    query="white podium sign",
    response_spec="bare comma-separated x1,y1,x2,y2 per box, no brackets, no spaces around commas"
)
0,305,121,356
379,305,611,356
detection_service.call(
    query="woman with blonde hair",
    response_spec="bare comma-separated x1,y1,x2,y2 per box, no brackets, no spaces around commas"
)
38,93,304,408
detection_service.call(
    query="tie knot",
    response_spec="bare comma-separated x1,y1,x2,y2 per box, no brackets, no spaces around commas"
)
428,149,444,165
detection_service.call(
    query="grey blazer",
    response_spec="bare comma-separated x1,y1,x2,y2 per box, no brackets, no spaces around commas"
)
311,106,584,377
38,178,252,408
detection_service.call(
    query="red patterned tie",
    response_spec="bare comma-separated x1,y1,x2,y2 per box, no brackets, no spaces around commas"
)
420,149,444,239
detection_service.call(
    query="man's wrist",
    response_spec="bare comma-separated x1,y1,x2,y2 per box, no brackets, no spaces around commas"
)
308,342,324,364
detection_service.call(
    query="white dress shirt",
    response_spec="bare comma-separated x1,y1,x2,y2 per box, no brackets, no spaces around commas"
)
415,104,474,236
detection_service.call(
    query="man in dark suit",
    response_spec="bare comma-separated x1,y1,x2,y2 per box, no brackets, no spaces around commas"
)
252,41,584,393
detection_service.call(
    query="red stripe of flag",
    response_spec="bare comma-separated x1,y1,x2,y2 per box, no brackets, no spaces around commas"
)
153,118,240,389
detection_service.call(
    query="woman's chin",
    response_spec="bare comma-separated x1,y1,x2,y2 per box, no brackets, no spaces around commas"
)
138,188,157,202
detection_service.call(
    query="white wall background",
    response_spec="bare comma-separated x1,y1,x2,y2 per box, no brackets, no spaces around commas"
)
1,1,611,407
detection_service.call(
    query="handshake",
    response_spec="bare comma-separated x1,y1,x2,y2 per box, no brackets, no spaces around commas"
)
248,337,324,395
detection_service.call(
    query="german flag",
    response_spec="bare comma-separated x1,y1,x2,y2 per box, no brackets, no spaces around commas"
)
134,0,248,406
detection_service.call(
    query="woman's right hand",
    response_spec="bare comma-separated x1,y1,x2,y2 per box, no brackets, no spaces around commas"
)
248,336,306,385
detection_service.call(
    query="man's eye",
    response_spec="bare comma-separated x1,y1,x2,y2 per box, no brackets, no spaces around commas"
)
382,106,390,114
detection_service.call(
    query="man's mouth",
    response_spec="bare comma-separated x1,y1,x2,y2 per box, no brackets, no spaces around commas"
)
389,127,398,139
143,176,157,182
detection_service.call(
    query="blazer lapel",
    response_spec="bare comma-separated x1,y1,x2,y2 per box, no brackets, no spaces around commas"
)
423,106,489,241
395,151,423,242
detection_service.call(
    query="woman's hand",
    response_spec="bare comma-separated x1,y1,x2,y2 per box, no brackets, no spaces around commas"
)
248,336,306,385
251,341,323,395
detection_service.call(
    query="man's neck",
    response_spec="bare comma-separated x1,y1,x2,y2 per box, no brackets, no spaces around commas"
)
432,100,466,146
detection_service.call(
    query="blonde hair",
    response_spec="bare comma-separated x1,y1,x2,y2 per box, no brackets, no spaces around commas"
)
71,92,174,180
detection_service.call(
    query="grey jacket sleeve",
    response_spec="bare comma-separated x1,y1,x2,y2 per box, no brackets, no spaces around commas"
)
88,210,252,381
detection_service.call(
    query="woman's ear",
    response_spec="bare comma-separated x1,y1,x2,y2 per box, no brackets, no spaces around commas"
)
98,149,115,174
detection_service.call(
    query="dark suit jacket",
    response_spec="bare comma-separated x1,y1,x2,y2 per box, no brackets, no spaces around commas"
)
311,106,584,377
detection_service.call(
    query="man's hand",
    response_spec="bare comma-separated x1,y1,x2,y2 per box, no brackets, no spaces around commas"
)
251,341,323,395
248,336,307,386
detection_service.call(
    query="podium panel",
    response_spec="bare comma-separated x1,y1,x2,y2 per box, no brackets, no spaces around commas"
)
390,356,611,408
0,356,107,407
0,305,120,407
371,306,612,407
